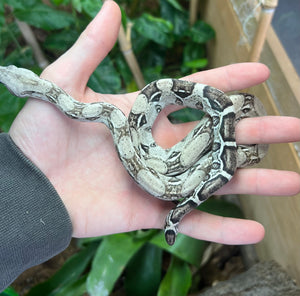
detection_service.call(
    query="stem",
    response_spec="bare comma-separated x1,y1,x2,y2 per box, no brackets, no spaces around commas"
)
16,19,49,68
118,23,145,89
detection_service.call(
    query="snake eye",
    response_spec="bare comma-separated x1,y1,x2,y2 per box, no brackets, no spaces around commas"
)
155,105,162,113
242,107,252,113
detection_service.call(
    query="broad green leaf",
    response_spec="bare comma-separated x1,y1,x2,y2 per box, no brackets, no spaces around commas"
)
160,0,188,37
158,256,192,296
115,55,133,86
0,22,22,62
165,0,184,11
151,231,207,268
52,275,87,296
71,0,83,12
88,57,121,94
14,3,75,31
125,243,162,296
183,42,206,65
184,42,206,58
87,234,145,296
131,27,150,54
77,236,102,248
26,242,98,296
187,20,215,44
143,65,164,83
133,13,174,47
198,198,244,219
0,86,26,132
136,42,167,70
183,58,208,70
168,108,205,123
0,2,4,27
2,47,34,68
43,29,79,53
51,0,71,5
80,0,103,18
5,0,38,10
0,286,19,296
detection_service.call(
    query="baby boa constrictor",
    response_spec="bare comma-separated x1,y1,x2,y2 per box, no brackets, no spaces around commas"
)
0,65,268,245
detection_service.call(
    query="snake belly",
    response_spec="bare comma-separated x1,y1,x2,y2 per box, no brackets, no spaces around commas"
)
0,65,268,245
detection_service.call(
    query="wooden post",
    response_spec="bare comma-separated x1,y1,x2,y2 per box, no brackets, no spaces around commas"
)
249,0,278,62
189,0,198,26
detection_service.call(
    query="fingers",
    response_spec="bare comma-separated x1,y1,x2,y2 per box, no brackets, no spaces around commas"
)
236,116,300,144
153,115,300,150
42,1,121,91
183,62,270,92
217,169,300,196
178,211,265,245
139,197,265,245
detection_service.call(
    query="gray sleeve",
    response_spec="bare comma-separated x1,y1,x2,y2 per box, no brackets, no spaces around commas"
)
0,133,73,291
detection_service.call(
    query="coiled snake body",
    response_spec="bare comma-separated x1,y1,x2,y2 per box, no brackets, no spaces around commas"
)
0,66,268,245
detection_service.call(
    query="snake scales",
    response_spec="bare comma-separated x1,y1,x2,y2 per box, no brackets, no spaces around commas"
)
0,65,268,245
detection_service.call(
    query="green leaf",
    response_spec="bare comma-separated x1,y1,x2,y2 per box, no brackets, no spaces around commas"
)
164,0,184,11
51,0,71,5
136,42,167,70
5,0,39,11
133,13,174,47
143,65,163,83
51,275,87,296
125,243,162,296
26,242,98,296
80,0,103,18
2,47,35,68
187,20,215,44
43,29,79,53
182,42,206,67
0,286,19,296
0,85,26,132
88,56,121,94
72,0,103,17
87,233,145,296
158,256,192,296
198,198,244,219
71,0,83,12
14,3,75,30
160,0,188,37
183,58,208,69
115,54,133,86
0,22,22,62
0,2,4,27
168,108,205,123
151,232,206,268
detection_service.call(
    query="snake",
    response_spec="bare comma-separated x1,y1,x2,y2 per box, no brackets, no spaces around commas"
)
0,65,268,245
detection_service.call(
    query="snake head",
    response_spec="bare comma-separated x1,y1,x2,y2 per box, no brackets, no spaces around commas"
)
0,65,42,98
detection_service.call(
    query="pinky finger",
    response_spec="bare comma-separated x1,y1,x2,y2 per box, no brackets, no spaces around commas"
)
178,211,265,245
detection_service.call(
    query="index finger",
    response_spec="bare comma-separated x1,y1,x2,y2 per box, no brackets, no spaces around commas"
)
183,62,270,92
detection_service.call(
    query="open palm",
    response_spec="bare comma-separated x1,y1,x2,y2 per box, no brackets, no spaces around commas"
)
9,1,300,244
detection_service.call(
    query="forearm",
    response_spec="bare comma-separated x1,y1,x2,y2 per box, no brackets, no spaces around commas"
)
0,133,72,291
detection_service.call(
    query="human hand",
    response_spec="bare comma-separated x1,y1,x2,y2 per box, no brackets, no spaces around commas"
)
9,0,300,244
